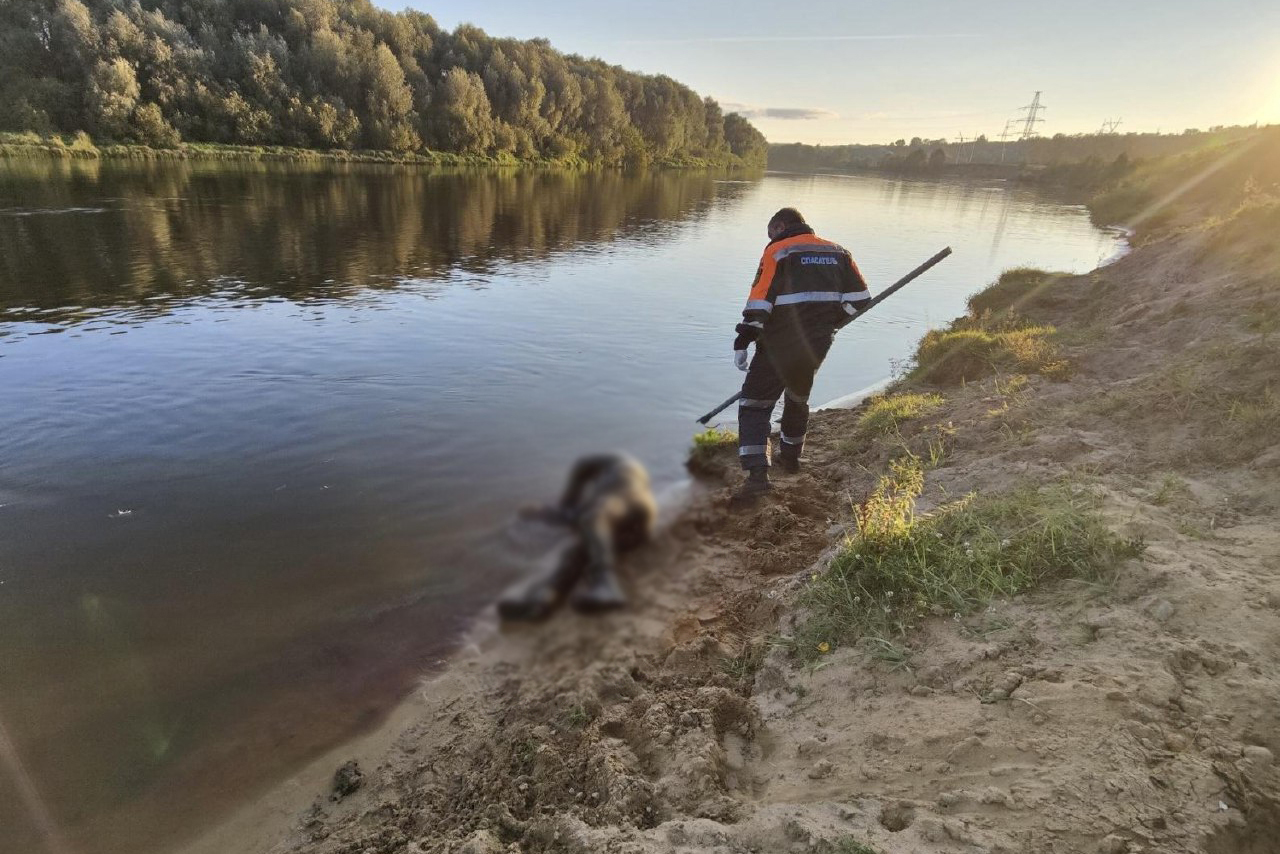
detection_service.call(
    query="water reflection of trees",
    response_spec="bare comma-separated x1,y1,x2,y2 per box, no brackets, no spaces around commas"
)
0,161,750,323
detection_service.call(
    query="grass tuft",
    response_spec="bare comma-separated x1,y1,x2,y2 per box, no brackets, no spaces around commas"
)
1225,386,1280,439
1150,473,1192,507
788,457,1142,661
560,704,592,731
912,313,1069,386
687,426,740,479
720,641,767,687
692,425,738,448
967,267,1060,316
857,392,944,435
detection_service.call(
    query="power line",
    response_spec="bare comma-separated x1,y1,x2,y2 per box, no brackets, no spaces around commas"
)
1099,118,1123,135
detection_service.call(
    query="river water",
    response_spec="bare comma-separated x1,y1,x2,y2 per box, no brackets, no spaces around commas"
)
0,160,1122,854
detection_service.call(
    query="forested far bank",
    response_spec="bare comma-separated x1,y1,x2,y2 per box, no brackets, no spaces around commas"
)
0,0,768,168
769,124,1270,187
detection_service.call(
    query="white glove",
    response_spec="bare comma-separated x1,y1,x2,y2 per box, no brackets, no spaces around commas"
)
842,301,858,316
734,349,749,372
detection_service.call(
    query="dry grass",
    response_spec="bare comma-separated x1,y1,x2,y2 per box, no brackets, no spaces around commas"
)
910,267,1079,386
1087,341,1280,466
857,392,945,435
787,457,1141,662
967,267,1064,317
912,313,1069,386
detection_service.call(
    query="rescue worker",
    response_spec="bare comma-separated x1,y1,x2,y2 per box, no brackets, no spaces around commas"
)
497,453,656,620
733,208,871,496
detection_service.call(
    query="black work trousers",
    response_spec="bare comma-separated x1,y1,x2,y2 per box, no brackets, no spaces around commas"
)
737,332,835,470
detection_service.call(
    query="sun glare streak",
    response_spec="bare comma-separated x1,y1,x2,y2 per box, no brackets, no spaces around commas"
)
1125,136,1263,230
0,713,75,854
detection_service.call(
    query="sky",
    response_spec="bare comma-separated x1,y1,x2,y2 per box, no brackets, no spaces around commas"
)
383,0,1280,146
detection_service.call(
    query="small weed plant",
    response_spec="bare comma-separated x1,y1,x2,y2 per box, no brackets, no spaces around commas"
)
1226,386,1280,438
790,457,1142,661
720,641,766,687
1151,473,1193,506
560,704,592,731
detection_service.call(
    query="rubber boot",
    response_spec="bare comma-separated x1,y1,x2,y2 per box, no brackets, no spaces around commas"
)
733,466,771,504
776,443,801,474
497,544,585,621
570,559,627,613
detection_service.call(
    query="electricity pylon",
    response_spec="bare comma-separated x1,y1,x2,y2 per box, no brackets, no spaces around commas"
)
998,118,1019,164
1017,91,1046,140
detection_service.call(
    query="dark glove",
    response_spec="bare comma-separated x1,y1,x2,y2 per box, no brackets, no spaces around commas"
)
733,322,761,351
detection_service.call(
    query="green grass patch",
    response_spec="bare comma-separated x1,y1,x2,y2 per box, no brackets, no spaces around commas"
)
0,131,581,167
857,392,944,435
817,839,880,854
559,704,592,731
0,130,100,159
967,267,1061,316
690,425,737,458
788,458,1142,662
687,426,739,476
0,130,765,171
912,313,1069,386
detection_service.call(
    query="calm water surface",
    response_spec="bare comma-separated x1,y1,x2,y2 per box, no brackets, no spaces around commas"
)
0,160,1121,853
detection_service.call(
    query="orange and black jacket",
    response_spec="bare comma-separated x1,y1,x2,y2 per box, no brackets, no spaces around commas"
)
739,224,871,343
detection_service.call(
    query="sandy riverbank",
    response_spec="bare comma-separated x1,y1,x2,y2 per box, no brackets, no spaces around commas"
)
184,130,1280,854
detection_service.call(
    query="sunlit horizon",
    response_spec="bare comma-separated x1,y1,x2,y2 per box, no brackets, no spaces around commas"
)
389,0,1280,145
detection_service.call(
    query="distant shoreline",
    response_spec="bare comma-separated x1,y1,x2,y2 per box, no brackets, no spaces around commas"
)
0,133,761,171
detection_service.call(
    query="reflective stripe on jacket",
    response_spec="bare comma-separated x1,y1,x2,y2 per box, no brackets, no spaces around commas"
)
742,225,871,333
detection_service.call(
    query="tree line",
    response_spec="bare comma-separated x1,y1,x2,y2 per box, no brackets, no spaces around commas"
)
0,0,768,167
770,125,1266,176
